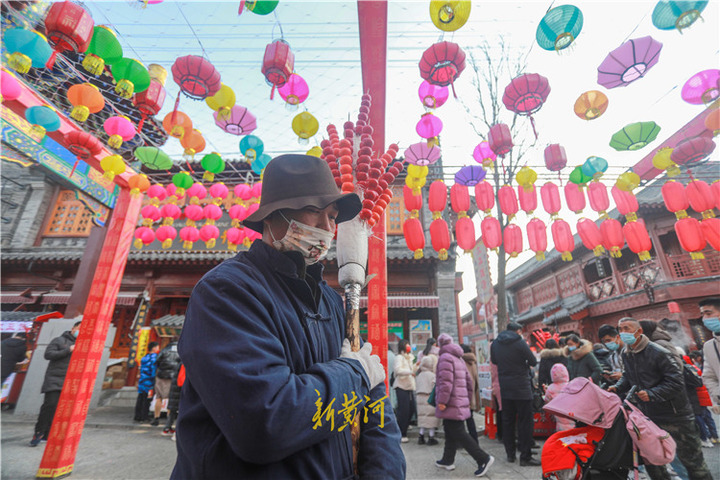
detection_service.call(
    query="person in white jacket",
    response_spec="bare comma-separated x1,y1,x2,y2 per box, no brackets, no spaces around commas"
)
394,338,416,443
700,297,720,414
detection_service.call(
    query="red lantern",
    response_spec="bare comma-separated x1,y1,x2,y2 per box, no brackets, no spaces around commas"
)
44,1,94,68
624,219,653,261
668,301,681,314
64,130,102,161
225,227,244,251
518,184,537,214
600,218,625,258
498,185,519,219
146,184,167,206
403,217,426,259
502,73,551,138
577,218,605,256
455,216,476,253
418,41,466,96
229,204,248,227
133,226,155,249
172,55,222,100
662,181,690,219
450,183,470,216
588,181,610,218
544,144,567,172
403,185,422,217
428,180,447,219
711,181,720,210
611,186,639,221
156,225,177,249
430,218,451,260
686,180,716,218
481,216,502,251
262,40,294,99
701,217,720,251
133,78,166,132
564,182,586,214
527,218,547,260
541,182,561,217
474,181,495,214
503,223,523,258
160,203,181,226
203,203,223,225
675,217,706,259
140,204,160,227
184,204,204,228
488,123,513,156
671,136,716,166
179,226,200,250
552,219,574,261
199,224,220,249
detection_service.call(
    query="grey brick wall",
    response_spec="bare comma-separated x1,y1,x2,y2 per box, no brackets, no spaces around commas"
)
1,162,54,249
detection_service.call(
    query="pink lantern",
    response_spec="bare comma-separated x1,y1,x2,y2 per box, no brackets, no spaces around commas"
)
146,184,167,206
601,218,625,258
686,180,716,217
160,203,181,226
404,141,441,166
577,218,605,256
245,227,261,244
133,226,155,249
474,181,495,214
246,202,260,219
234,183,252,203
527,218,547,260
103,115,135,149
179,226,200,250
518,184,537,214
450,183,470,216
597,36,663,89
184,204,204,227
251,182,263,200
503,224,523,258
418,81,449,109
681,69,720,105
155,225,177,249
166,183,185,202
229,204,248,227
209,182,229,202
552,219,574,261
416,113,443,140
140,204,160,227
544,144,567,172
226,227,244,251
588,181,610,218
623,218,653,261
701,217,720,251
455,216,476,253
472,141,497,168
498,185,519,220
488,123,513,156
199,224,220,248
481,216,502,251
564,182,586,214
187,183,208,204
541,182,561,217
203,203,223,225
215,105,257,136
611,186,639,221
1,72,22,101
278,73,309,106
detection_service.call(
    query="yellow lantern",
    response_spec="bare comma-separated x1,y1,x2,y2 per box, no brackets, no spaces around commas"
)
406,164,429,195
292,111,319,144
429,1,471,32
205,84,236,120
515,166,537,192
652,147,680,177
615,172,641,192
306,146,322,157
100,154,126,181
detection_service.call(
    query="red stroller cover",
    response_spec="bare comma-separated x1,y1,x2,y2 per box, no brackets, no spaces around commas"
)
542,426,605,476
543,377,621,429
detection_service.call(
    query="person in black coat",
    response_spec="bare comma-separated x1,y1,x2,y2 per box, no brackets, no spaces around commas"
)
1,333,27,383
151,341,181,426
537,339,566,389
163,361,183,436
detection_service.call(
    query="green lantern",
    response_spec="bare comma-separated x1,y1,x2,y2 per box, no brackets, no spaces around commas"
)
172,171,194,197
82,26,123,76
609,121,661,151
111,58,151,99
135,146,172,170
569,166,593,186
200,152,225,182
246,0,279,15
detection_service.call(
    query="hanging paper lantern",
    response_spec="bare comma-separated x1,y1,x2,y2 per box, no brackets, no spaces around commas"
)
111,58,151,99
502,73,551,116
67,83,105,122
203,204,223,226
160,203,181,226
172,172,194,197
306,146,322,157
2,28,53,73
671,136,716,166
527,218,547,260
251,182,263,201
652,0,708,32
103,115,135,149
134,226,155,249
65,131,102,161
134,146,173,170
609,121,661,151
544,144,567,172
172,55,221,100
128,173,150,196
234,183,252,204
611,186,639,221
624,218,653,261
215,105,257,136
292,111,319,144
418,80,449,109
536,4,583,51
278,73,309,107
209,182,228,203
454,165,486,186
588,181,610,219
686,180,716,218
450,183,470,216
183,204,204,229
662,181,690,219
43,1,94,69
481,216,502,251
251,154,272,175
455,216,476,253
179,226,200,250
569,166,593,186
488,123,513,156
581,156,608,181
140,204,161,227
404,142,441,166
705,108,720,136
156,225,177,249
675,217,706,259
503,224,523,258
229,204,248,228
239,135,264,163
541,182,561,218
615,172,641,192
82,26,123,75
416,113,443,144
711,181,720,210
180,129,206,159
246,0,279,15
474,181,495,214
515,166,537,193
681,69,719,105
418,41,466,96
597,36,663,89
652,147,681,177
1,71,22,102
428,180,447,219
518,184,537,214
205,84,235,120
406,164,429,196
403,185,423,218
225,227,245,251
187,183,208,205
403,217,425,259
564,182,586,214
429,1,471,32
577,218,605,256
472,141,497,168
430,218,451,260
166,184,185,203
24,106,60,138
199,224,220,249
601,218,625,258
146,184,167,206
133,71,167,133
262,40,294,99
498,185,519,220
574,90,608,120
99,154,126,181
201,152,225,182
701,217,720,251
552,219,574,261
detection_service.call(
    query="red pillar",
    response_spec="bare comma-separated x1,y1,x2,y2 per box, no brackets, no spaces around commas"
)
37,188,142,478
358,0,389,387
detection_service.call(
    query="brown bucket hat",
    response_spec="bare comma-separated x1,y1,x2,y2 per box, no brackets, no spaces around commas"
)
243,154,362,233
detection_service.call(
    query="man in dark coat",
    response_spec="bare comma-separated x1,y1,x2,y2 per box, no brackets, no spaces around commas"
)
1,332,27,383
29,321,80,447
172,155,404,480
490,322,540,466
151,340,181,426
609,318,712,480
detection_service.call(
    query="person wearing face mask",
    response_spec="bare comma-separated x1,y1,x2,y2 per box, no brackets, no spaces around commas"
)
699,297,720,416
609,318,712,480
29,321,81,447
598,324,624,383
563,334,603,385
172,154,405,479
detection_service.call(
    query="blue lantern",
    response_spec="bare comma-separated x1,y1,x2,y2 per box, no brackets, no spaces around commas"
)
24,106,61,138
652,1,708,32
252,154,272,175
581,156,609,181
536,5,584,52
3,28,53,73
239,135,264,163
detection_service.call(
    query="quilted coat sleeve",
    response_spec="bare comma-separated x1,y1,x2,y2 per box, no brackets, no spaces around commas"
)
357,382,406,479
645,347,684,402
435,354,454,406
44,336,71,361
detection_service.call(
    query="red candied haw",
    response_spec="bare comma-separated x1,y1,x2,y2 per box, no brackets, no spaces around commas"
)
359,208,372,220
334,177,342,188
339,164,353,175
356,171,368,182
367,178,379,189
320,139,330,148
370,159,383,169
378,179,388,190
363,125,374,135
388,143,399,152
356,163,369,172
381,172,394,183
339,138,352,148
357,113,369,123
344,130,354,139
375,198,388,210
388,166,400,177
368,168,382,179
381,191,392,203
327,162,339,171
357,155,371,164
364,190,378,201
381,153,393,163
362,199,374,209
341,183,354,193
339,155,353,165
359,105,370,114
337,149,351,158
354,125,364,135
343,121,354,130
324,154,337,162
322,147,334,156
392,161,404,172
358,147,372,157
341,174,354,184
361,138,373,148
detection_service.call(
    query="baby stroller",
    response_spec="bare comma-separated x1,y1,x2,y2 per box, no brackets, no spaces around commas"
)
541,378,638,480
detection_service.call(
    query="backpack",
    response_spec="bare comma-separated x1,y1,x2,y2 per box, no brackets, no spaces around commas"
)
623,401,676,466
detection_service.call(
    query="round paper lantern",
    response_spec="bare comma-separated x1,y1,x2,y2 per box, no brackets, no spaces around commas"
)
160,203,181,226
574,90,608,120
179,226,200,250
229,204,248,227
450,183,470,216
515,166,537,192
239,135,264,163
172,55,221,100
430,218,451,260
615,172,641,192
1,71,22,101
552,219,574,261
404,141,441,166
103,115,135,149
541,182,561,217
403,185,423,217
587,181,610,218
2,28,53,73
187,183,208,205
133,76,166,132
24,106,60,137
675,217,706,259
140,204,161,227
65,131,102,160
611,186,639,221
262,40,294,98
652,147,680,177
472,141,497,168
201,152,225,182
569,166,593,186
278,73,309,107
292,111,319,143
624,219,653,261
99,154,126,181
246,0,280,15
600,218,625,258
498,185,519,219
686,180,716,218
652,0,708,32
544,144,567,172
662,181,690,219
156,225,177,249
146,184,167,205
205,84,235,119
183,204,204,228
134,146,172,170
527,218,547,260
671,136,716,166
111,58,151,99
406,164,429,196
199,224,220,249
577,218,605,256
454,165,486,186
172,172,194,197
502,73,551,116
474,181,495,214
429,1,471,32
416,113,443,141
428,180,447,219
418,80,449,109
134,226,155,249
403,217,426,259
166,184,185,202
128,173,150,196
536,4,583,51
209,182,228,203
581,156,608,180
503,224,523,258
215,105,257,136
419,41,466,94
82,26,123,75
711,181,720,210
597,36,663,89
488,123,513,156
701,217,720,251
705,108,720,136
481,216,502,251
564,182,586,214
225,227,244,251
681,69,719,105
67,83,105,122
518,184,537,214
455,216,476,253
610,121,661,151
203,204,223,226
44,1,94,68
181,129,206,159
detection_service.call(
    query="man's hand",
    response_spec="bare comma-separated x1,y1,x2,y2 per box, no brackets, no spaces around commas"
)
636,390,650,402
69,344,75,352
712,405,720,415
607,372,622,381
340,339,385,390
607,386,617,393
438,403,447,411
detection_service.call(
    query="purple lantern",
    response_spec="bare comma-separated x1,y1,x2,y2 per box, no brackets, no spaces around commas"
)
416,113,443,139
597,36,663,89
472,141,497,167
681,69,720,105
418,81,449,109
215,105,257,135
454,165,486,186
404,141,441,166
278,73,309,107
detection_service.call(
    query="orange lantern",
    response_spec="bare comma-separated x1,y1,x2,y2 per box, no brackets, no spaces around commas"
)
686,180,716,218
180,129,206,159
600,218,624,258
573,90,609,120
430,218,451,260
577,218,605,256
624,218,653,261
67,83,105,122
481,216,502,251
403,217,425,259
552,219,574,261
163,111,193,139
128,173,150,196
455,216,476,253
503,223,523,258
675,217,706,259
527,218,547,260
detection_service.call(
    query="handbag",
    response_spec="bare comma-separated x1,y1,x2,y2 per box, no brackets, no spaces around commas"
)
428,386,436,407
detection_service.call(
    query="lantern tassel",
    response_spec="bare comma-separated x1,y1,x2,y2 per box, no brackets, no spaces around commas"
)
137,113,147,133
535,251,545,261
45,51,58,70
529,115,539,140
270,84,276,100
450,78,458,99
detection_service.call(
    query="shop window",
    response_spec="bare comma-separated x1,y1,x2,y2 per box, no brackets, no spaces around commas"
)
583,257,612,284
43,190,94,237
385,188,409,235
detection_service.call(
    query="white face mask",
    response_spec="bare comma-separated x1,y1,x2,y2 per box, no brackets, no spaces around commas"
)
270,212,334,265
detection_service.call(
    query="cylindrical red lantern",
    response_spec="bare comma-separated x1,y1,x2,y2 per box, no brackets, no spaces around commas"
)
611,186,639,221
527,218,547,260
403,185,422,217
541,182,561,217
711,181,720,210
474,181,495,214
587,181,610,218
403,217,426,259
488,123,513,156
450,183,470,216
686,180,716,218
498,185,519,219
518,184,537,214
156,225,177,249
701,217,720,251
503,223,523,258
552,219,574,261
564,182,586,214
601,218,625,258
262,40,295,99
577,218,605,256
481,216,502,251
455,216,476,253
172,55,222,100
133,78,166,132
180,226,200,250
662,181,690,219
544,144,567,172
675,217,706,259
430,218,451,260
44,1,94,68
428,180,447,219
624,219,653,261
